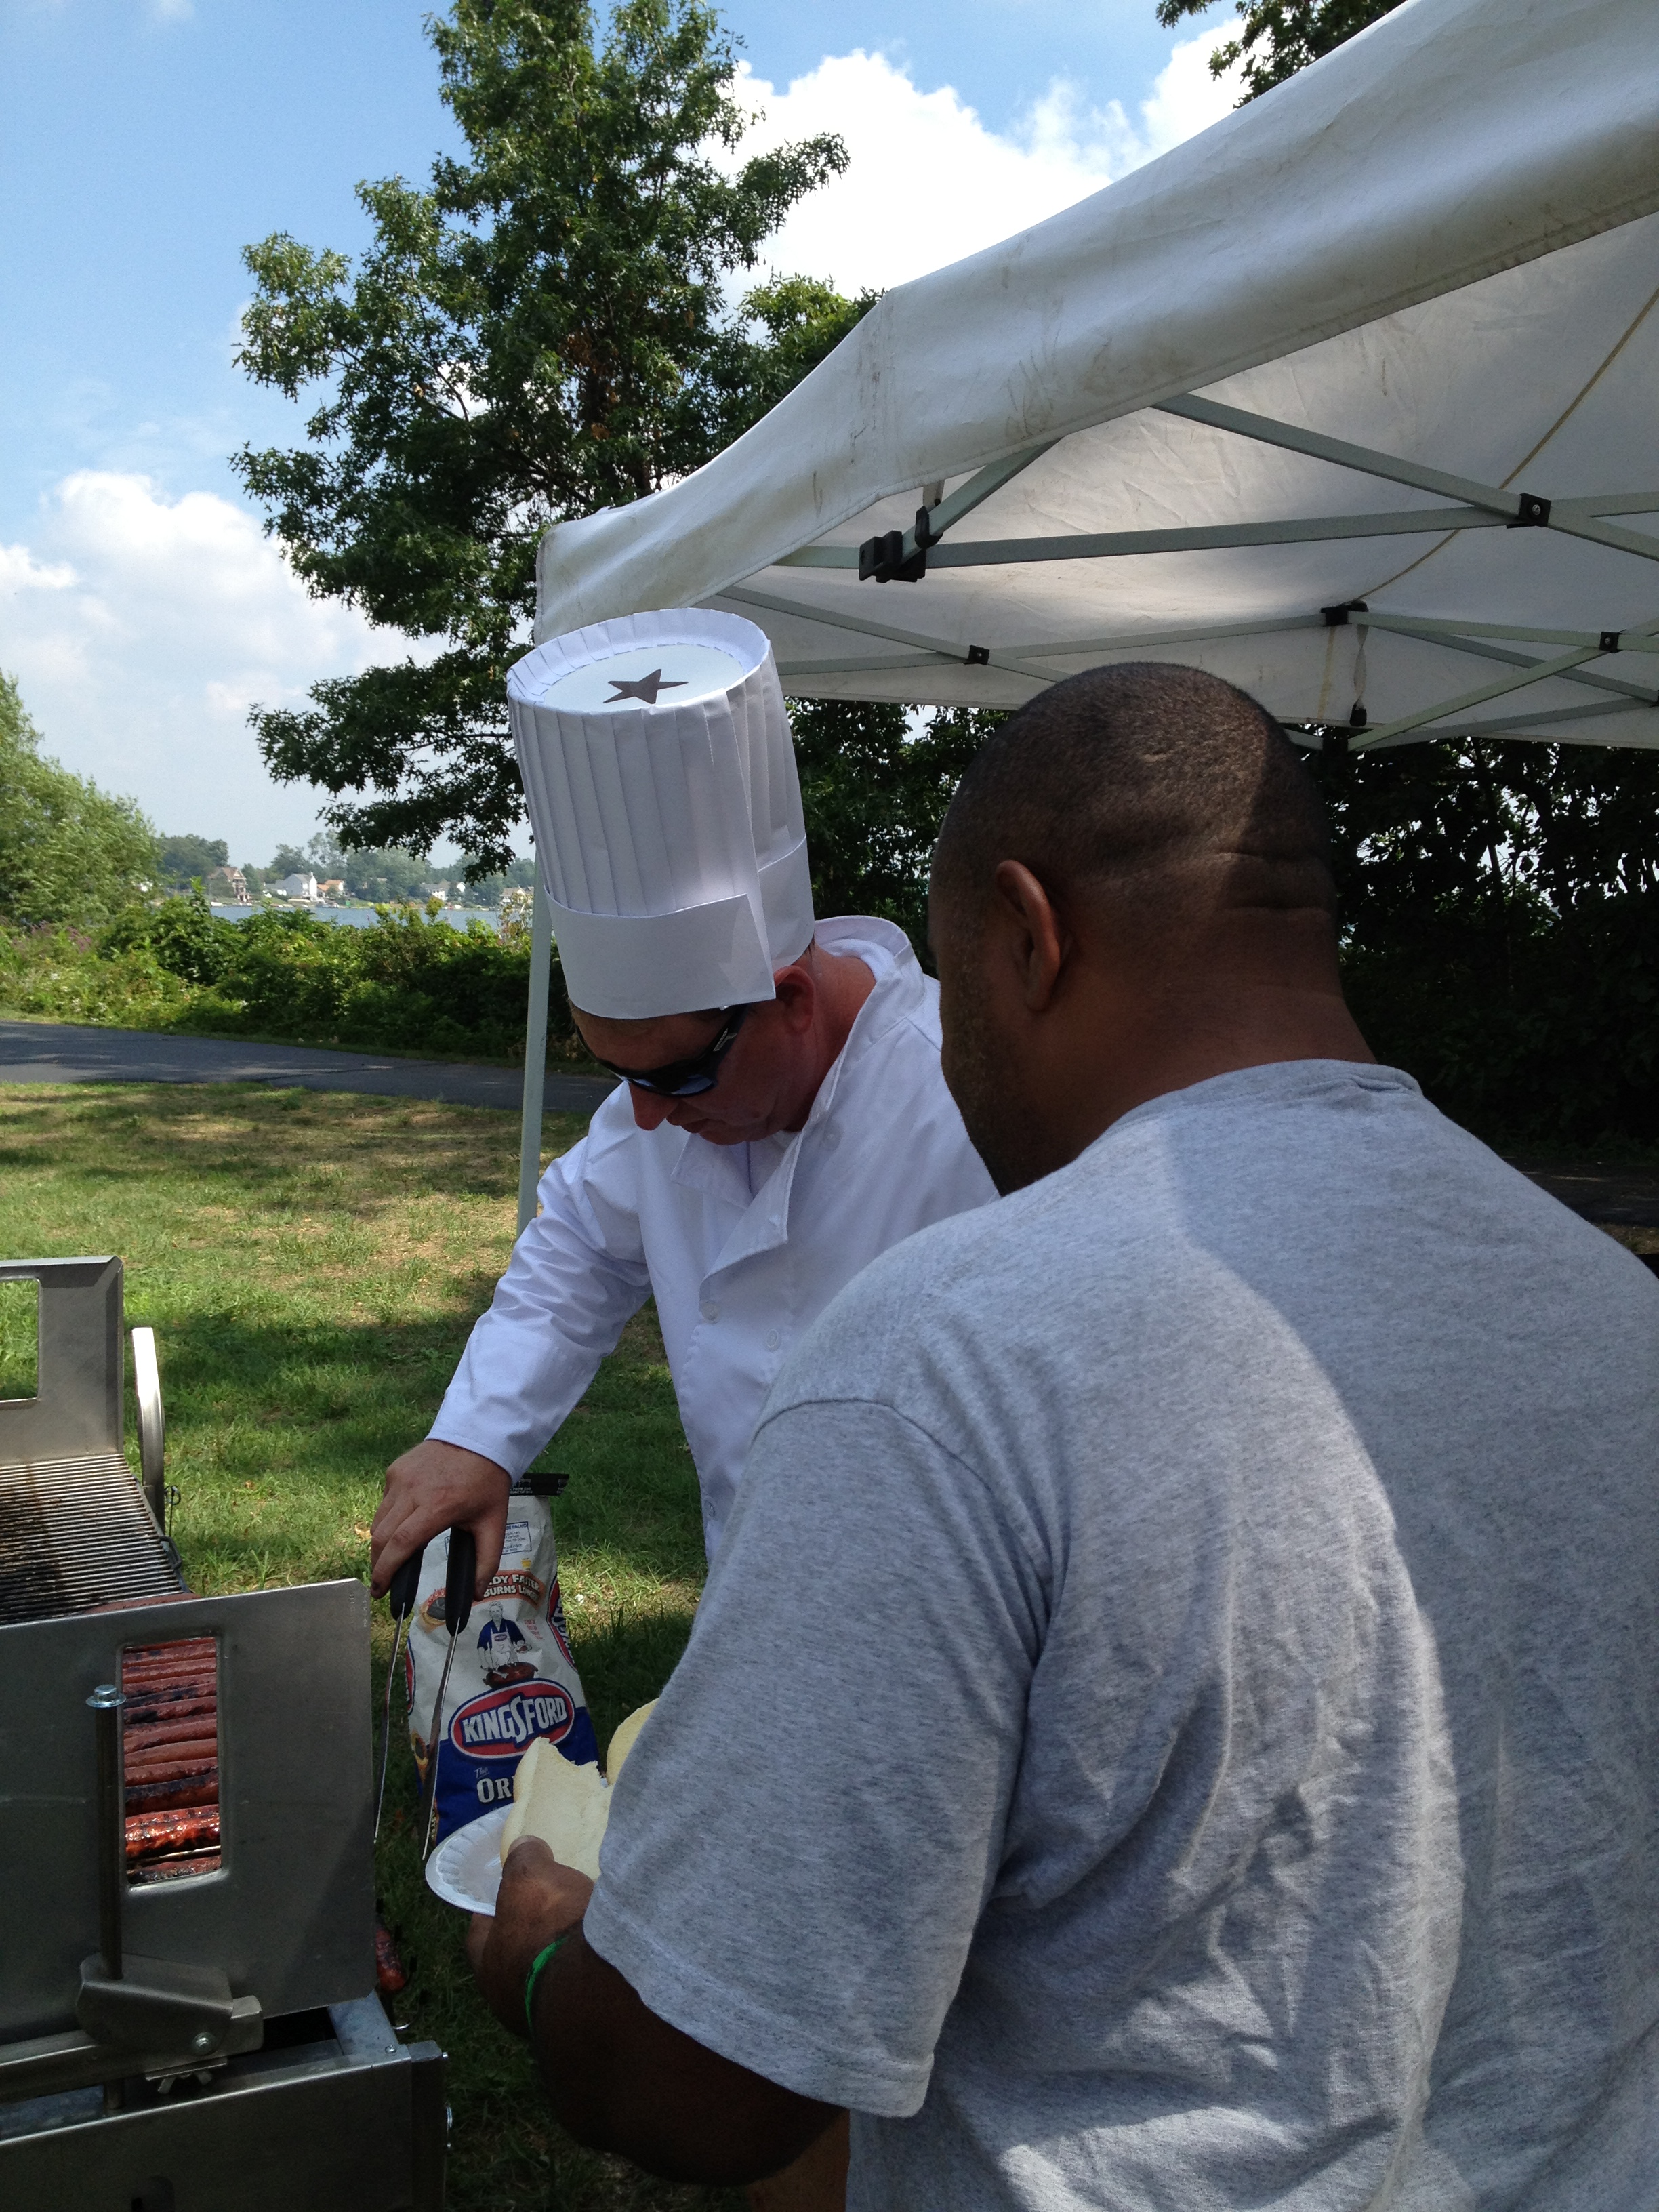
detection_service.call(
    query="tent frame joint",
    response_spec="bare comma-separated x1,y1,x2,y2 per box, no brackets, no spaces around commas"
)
858,518,929,583
845,438,1059,584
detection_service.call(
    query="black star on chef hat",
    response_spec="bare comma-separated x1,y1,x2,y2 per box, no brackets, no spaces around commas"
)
604,667,687,705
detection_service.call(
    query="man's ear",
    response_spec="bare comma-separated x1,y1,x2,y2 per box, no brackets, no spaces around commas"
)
770,959,817,1033
991,862,1070,1012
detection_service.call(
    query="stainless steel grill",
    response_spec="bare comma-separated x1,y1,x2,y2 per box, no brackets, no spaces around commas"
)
0,1451,183,1624
0,1258,445,2208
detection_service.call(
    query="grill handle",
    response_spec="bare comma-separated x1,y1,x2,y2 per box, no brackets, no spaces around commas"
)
87,1684,126,1978
131,1326,166,1532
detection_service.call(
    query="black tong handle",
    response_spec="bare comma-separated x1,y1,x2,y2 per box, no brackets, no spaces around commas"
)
415,1526,478,1860
388,1549,422,1621
443,1528,477,1636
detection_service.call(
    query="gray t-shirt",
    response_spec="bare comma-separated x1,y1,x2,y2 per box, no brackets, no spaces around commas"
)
586,1061,1659,2210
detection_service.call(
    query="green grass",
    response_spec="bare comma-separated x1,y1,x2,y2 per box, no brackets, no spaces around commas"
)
0,1082,741,2212
0,1275,38,1398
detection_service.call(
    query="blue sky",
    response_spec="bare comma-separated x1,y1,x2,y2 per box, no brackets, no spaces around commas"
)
0,0,1235,859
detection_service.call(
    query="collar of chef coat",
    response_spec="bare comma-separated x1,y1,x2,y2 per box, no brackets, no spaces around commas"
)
665,915,924,1278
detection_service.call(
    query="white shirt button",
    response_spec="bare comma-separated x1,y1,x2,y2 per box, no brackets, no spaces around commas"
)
765,1329,781,1351
823,1126,840,1148
701,1300,718,1322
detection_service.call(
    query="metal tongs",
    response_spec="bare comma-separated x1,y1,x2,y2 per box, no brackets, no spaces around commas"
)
373,1549,424,1843
418,1529,478,1861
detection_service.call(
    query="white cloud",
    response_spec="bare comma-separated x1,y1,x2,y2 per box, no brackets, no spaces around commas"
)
0,37,1239,867
1137,32,1243,158
728,35,1241,298
0,543,77,594
0,472,393,862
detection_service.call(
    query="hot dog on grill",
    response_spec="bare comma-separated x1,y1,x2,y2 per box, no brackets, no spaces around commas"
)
125,1806,221,1860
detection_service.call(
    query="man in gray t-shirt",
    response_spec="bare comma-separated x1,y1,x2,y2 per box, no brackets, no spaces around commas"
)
471,665,1659,2209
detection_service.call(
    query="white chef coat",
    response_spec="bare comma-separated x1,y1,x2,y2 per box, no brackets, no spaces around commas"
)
428,917,997,1556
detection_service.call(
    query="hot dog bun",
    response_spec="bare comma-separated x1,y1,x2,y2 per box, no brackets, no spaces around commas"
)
499,1736,610,1876
499,1701,658,1876
605,1698,657,1785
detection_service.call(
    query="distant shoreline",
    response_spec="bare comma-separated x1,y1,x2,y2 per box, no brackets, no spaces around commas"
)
209,901,505,934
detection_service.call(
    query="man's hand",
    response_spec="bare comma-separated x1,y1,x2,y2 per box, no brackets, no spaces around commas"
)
466,1840,838,2186
371,1438,512,1597
468,1837,593,2032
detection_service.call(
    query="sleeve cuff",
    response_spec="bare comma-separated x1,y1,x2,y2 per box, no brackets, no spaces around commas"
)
582,1885,934,2121
423,1422,532,1481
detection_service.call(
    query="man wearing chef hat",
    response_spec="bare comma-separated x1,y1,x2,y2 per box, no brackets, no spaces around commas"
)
371,608,995,1592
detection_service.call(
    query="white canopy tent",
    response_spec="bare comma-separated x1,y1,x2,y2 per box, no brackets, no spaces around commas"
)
512,0,1659,1218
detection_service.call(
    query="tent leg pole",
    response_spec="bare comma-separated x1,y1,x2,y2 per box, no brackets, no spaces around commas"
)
516,872,552,1237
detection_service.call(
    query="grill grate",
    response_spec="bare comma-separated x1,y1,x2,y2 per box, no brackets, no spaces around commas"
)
0,1453,184,1624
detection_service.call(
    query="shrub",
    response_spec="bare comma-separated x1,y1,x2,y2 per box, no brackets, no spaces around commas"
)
0,922,195,1029
102,890,234,986
3,895,579,1065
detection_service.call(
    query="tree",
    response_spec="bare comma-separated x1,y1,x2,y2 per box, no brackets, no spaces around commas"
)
705,274,877,451
1155,0,1405,99
455,853,538,906
340,846,432,903
156,834,230,887
0,672,158,928
235,0,861,872
1305,737,1659,1145
791,702,999,957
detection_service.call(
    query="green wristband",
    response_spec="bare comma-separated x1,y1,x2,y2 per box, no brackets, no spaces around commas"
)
523,1935,569,2032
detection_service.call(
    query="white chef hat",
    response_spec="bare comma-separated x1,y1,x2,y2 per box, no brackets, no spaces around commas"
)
506,609,815,1019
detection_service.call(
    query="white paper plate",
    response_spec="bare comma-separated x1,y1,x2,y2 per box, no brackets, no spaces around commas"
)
425,1802,513,1915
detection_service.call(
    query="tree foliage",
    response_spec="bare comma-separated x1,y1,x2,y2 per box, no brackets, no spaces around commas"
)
0,673,158,927
156,834,229,887
453,855,539,907
236,0,863,870
1155,0,1406,98
1313,741,1659,955
791,702,1000,958
339,847,438,902
1302,741,1659,1145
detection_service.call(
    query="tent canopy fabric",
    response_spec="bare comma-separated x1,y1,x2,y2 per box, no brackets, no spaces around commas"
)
532,0,1659,754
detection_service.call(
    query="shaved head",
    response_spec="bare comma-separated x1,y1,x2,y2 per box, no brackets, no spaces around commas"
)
932,661,1334,941
928,663,1366,1193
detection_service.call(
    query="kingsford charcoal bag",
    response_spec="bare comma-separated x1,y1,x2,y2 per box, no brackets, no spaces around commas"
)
406,1490,597,1844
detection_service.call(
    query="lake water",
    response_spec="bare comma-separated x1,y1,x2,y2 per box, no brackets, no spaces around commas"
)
210,903,504,934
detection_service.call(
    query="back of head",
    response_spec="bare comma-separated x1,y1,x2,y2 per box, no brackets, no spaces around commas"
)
933,662,1335,950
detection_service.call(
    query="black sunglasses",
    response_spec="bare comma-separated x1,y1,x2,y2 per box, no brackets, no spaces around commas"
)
592,1004,752,1097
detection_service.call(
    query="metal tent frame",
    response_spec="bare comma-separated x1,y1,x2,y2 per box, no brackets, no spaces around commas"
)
510,0,1659,1208
760,396,1659,753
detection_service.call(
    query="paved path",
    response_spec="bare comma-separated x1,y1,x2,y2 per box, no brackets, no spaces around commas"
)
0,1020,615,1115
7,1021,1659,1225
